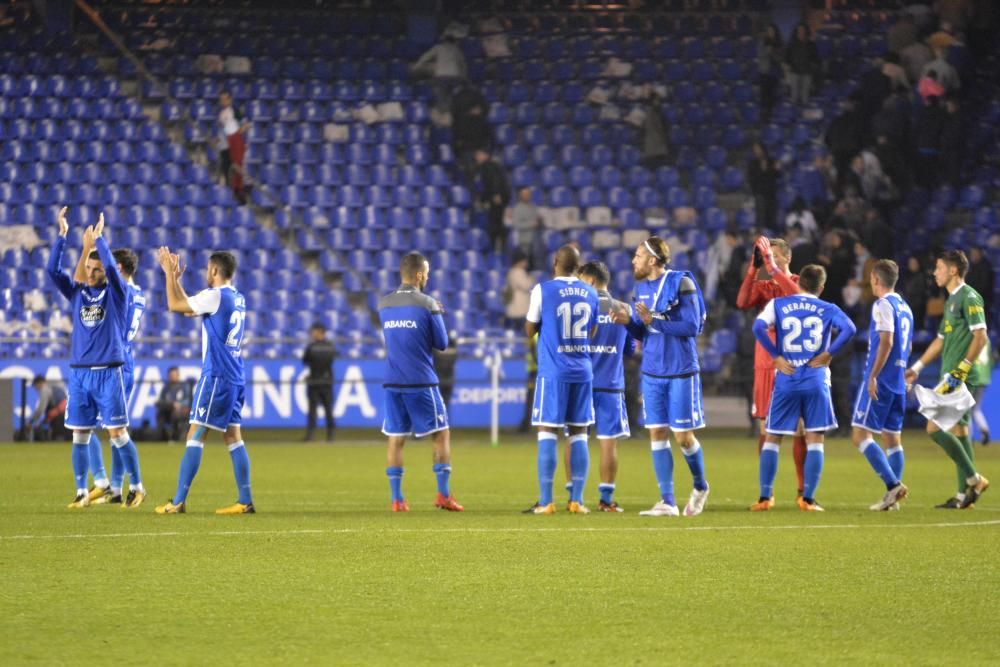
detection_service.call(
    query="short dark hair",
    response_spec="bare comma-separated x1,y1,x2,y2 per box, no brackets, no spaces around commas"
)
88,250,100,261
938,249,969,278
871,259,899,290
112,248,138,277
310,322,327,332
209,251,237,279
799,264,827,295
32,375,46,386
400,251,428,279
554,244,581,274
578,260,611,287
167,366,179,375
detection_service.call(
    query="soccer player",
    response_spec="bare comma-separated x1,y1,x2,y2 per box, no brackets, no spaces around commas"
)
576,260,636,512
735,236,807,505
46,208,146,509
72,236,145,505
850,259,911,511
904,250,990,509
612,236,710,517
377,251,463,513
154,247,255,515
525,245,599,515
752,264,856,511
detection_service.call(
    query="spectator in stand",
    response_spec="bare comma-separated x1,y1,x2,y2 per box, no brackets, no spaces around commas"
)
474,149,511,255
504,250,534,328
966,247,995,318
861,208,895,261
451,83,493,176
786,224,819,274
29,375,69,441
873,133,910,195
928,20,958,52
638,89,670,170
217,91,251,204
881,52,911,91
509,187,544,270
872,90,912,150
155,366,191,442
917,69,946,103
857,58,892,134
784,196,819,243
900,37,934,86
785,22,820,105
756,23,784,120
914,94,946,188
940,96,964,186
888,12,918,55
817,229,854,310
901,255,931,329
703,227,742,304
922,46,961,94
411,34,467,118
825,96,864,194
747,141,780,230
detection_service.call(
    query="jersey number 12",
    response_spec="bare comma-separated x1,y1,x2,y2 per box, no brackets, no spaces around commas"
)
556,302,591,340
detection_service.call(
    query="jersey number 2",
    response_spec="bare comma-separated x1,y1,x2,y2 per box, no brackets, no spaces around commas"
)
226,311,245,348
556,302,591,339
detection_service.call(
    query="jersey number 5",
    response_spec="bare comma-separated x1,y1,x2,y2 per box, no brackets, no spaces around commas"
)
556,302,592,340
781,316,823,354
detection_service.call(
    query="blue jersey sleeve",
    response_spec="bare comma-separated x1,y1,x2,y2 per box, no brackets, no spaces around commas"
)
46,236,77,301
827,306,857,356
648,292,701,337
430,310,449,351
752,319,781,358
94,236,126,298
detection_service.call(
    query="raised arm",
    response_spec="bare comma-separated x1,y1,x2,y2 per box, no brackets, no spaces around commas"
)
46,206,76,300
73,225,94,284
157,246,196,315
93,215,125,296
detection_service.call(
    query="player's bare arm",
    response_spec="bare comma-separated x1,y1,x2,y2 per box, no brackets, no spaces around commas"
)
157,246,196,315
866,330,893,401
56,205,68,237
807,351,833,368
635,301,653,325
905,336,943,384
525,320,539,338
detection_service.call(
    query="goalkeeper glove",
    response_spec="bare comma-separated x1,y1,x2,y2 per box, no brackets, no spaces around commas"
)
752,245,763,269
755,236,779,275
936,359,973,395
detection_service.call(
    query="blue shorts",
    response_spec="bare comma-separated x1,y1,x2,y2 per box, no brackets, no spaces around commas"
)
65,366,129,430
593,390,630,439
852,387,905,434
189,375,245,432
641,374,705,432
766,385,836,435
532,377,594,428
382,386,449,438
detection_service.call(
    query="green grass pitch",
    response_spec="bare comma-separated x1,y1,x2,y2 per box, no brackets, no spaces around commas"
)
1,429,998,665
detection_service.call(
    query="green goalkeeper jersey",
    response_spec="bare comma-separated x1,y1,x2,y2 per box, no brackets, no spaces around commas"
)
938,282,989,386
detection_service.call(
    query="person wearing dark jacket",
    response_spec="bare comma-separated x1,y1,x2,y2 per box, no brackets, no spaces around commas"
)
913,94,947,189
303,322,337,442
785,22,820,105
939,96,964,187
966,248,995,319
475,149,511,254
747,141,780,230
825,96,864,195
451,84,493,176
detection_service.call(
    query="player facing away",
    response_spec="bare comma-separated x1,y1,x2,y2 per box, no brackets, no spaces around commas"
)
751,264,857,511
154,248,255,515
377,251,463,513
735,236,807,505
46,208,146,508
851,260,911,511
612,236,710,517
525,245,599,515
72,237,146,505
905,250,990,509
576,260,636,512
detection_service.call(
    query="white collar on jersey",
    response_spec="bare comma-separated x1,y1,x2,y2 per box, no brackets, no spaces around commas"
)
553,276,580,282
948,282,966,297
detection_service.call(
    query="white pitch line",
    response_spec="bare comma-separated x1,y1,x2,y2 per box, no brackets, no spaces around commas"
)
1,520,999,541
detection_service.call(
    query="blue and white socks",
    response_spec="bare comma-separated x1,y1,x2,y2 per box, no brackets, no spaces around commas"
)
759,441,780,500
803,443,824,501
87,432,108,488
598,483,616,506
568,434,589,504
650,440,675,506
111,432,143,493
433,463,451,497
71,431,90,495
886,445,904,481
173,441,204,504
859,439,899,488
681,439,708,492
537,433,558,506
386,466,404,502
228,441,252,505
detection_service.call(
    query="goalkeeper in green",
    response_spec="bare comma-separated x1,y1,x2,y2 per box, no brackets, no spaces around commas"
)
905,250,990,509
